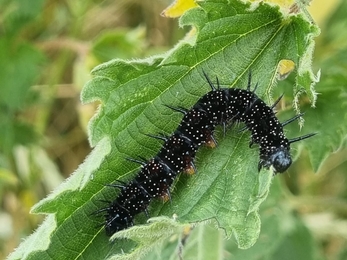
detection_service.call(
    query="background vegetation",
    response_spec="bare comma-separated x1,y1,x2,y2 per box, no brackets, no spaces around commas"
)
0,0,346,259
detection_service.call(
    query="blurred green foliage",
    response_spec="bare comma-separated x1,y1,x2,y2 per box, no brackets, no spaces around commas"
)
1,0,347,259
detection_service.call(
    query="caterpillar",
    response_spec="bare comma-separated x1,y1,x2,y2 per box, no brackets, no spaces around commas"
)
95,72,315,236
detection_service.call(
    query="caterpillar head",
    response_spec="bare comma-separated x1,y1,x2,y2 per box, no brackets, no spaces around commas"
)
258,146,292,173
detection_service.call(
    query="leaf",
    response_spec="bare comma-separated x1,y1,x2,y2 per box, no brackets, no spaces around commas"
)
249,0,295,8
0,115,38,154
8,0,319,259
141,180,325,260
0,12,45,154
223,177,324,260
109,216,190,260
282,47,347,172
161,0,199,18
279,0,347,172
91,28,146,62
277,59,295,80
178,224,225,260
0,0,45,35
0,38,44,110
269,217,323,260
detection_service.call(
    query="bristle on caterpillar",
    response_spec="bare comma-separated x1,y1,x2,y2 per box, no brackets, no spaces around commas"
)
97,71,315,237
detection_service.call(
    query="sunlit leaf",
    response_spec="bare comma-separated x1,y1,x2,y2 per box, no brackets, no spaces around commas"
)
162,0,199,18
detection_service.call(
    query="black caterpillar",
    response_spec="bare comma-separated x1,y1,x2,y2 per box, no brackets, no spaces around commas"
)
95,72,315,236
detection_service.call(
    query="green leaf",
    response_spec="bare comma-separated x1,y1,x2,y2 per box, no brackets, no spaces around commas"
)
8,0,319,259
0,12,45,154
0,0,45,35
223,178,324,260
143,222,227,260
0,114,38,154
109,216,190,260
92,28,146,62
269,216,324,260
140,180,325,260
306,2,347,172
0,39,44,110
282,47,347,172
179,224,225,260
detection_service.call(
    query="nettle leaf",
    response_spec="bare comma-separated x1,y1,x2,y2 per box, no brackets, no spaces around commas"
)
282,47,347,172
8,0,319,259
